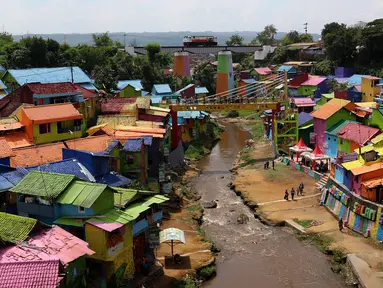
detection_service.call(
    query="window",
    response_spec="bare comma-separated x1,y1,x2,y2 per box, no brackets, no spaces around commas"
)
328,137,330,141
74,119,82,131
340,139,343,145
354,176,359,183
127,155,135,164
39,123,50,134
78,206,85,213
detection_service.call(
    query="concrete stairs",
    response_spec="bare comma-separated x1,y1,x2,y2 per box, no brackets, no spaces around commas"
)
315,175,329,190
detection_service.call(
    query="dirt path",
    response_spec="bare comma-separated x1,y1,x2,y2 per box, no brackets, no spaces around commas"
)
233,140,383,273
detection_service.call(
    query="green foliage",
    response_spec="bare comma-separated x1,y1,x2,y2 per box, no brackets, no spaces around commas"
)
282,31,300,45
293,219,314,229
123,180,146,190
198,266,216,280
298,33,314,43
269,47,287,64
173,275,201,288
93,64,118,91
226,34,244,46
226,110,239,117
296,233,334,252
254,25,277,45
327,78,349,92
185,141,205,160
92,32,113,47
313,59,334,76
193,63,216,95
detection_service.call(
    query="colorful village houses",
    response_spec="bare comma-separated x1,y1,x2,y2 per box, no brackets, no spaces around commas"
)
0,212,94,287
1,66,97,93
85,188,168,282
20,103,85,145
337,123,380,154
291,97,315,113
116,80,148,97
325,120,356,158
310,99,357,151
288,73,310,96
195,87,209,104
151,84,174,106
174,84,196,103
361,76,381,102
238,78,257,98
298,77,328,98
277,65,296,79
0,79,8,97
250,67,272,80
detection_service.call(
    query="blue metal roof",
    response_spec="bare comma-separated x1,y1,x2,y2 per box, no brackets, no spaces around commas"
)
123,139,143,152
79,82,98,91
195,87,209,94
278,65,294,72
242,79,257,84
141,136,153,146
0,80,7,90
0,64,5,73
347,74,368,86
6,67,92,85
298,112,313,126
151,95,164,104
0,167,29,191
28,159,96,182
117,80,143,91
141,91,150,96
96,172,131,187
0,175,13,192
175,84,195,95
152,84,172,95
177,111,208,119
104,140,120,155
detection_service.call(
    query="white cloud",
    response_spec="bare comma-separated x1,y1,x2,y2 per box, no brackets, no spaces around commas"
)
1,0,383,34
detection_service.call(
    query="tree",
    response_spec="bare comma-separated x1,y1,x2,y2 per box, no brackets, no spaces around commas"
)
145,43,161,64
20,36,48,67
313,59,333,76
254,25,277,45
92,32,113,47
298,33,313,43
359,18,383,66
226,34,244,46
269,47,287,64
93,64,118,92
282,31,300,46
193,63,216,95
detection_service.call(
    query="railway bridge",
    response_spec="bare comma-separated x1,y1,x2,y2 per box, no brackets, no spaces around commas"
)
133,45,262,55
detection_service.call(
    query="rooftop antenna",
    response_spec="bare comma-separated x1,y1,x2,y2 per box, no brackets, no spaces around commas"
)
71,66,74,84
304,23,308,34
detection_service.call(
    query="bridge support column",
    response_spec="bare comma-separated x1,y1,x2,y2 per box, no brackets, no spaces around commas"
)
271,109,275,142
170,108,179,150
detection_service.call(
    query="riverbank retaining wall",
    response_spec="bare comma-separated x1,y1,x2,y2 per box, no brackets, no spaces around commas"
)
280,157,322,180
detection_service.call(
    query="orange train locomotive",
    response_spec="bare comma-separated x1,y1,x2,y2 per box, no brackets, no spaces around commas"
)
183,36,218,47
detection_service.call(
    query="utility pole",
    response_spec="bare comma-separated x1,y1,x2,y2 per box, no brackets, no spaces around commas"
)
124,33,126,47
70,66,74,83
304,23,308,34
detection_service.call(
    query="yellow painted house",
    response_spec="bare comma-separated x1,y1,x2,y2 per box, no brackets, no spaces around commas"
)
117,80,148,97
361,76,381,102
20,103,85,145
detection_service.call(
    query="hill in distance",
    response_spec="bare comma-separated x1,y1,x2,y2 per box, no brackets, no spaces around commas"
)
12,31,321,46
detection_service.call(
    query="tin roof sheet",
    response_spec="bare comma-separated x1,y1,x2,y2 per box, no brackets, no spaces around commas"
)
253,67,272,75
0,212,37,243
350,162,383,175
22,103,83,124
152,84,172,95
10,171,75,198
0,260,61,288
310,103,343,120
65,135,113,153
7,67,92,85
342,160,365,171
117,80,143,91
337,123,380,145
195,87,209,94
56,181,109,208
0,137,13,158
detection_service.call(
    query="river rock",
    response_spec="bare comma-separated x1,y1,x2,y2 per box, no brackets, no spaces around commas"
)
237,213,249,224
247,201,258,210
245,139,255,147
202,200,218,209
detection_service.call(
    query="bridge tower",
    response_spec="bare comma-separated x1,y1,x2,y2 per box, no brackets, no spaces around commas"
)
173,51,191,78
216,51,234,99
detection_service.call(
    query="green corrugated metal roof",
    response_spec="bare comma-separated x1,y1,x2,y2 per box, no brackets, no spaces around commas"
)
299,123,313,130
124,202,151,218
53,217,86,227
322,92,334,99
0,212,37,243
143,195,169,205
56,181,109,208
371,133,383,145
10,171,75,198
113,188,158,207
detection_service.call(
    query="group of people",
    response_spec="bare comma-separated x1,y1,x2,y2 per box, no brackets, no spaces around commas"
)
284,183,304,201
264,160,275,170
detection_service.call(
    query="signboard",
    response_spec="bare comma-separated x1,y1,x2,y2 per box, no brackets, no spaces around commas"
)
149,228,160,249
309,132,316,144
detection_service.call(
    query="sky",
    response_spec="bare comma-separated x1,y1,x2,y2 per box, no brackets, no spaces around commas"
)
3,0,383,35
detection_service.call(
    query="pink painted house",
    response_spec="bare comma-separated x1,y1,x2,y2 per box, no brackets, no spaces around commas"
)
310,99,357,150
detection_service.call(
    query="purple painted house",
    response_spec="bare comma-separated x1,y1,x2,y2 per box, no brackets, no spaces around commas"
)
335,67,354,78
310,99,357,150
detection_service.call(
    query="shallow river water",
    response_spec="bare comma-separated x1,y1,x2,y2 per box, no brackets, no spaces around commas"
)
193,122,346,288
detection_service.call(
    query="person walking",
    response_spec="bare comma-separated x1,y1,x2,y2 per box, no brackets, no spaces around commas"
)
284,189,289,201
272,160,275,170
291,188,295,201
266,161,269,169
338,218,344,232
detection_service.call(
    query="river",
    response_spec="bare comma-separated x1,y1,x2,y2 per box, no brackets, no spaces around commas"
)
193,122,346,288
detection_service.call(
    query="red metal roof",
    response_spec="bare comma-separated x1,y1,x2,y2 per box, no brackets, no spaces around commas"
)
22,103,83,124
10,143,65,167
337,123,380,145
0,260,62,288
363,76,381,80
254,67,272,75
26,82,79,95
0,138,14,158
74,84,98,99
65,135,113,153
301,77,326,86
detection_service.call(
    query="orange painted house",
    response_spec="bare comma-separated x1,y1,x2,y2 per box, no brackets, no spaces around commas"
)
20,103,85,145
351,162,383,202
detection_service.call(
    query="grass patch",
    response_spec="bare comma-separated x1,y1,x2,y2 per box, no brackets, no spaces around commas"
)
296,233,334,252
377,262,383,271
198,265,216,280
187,204,202,214
173,275,201,288
226,110,239,117
197,226,206,237
294,219,314,229
246,121,265,140
185,141,206,160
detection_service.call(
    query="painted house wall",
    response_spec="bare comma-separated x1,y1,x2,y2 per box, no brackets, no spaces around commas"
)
32,120,83,145
65,256,87,287
85,222,135,279
369,110,383,130
352,169,383,195
120,85,141,97
313,118,326,149
338,138,352,153
121,146,147,186
298,85,317,96
361,78,381,102
334,165,345,184
326,134,339,158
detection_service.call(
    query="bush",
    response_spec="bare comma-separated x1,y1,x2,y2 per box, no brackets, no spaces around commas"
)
198,265,216,280
173,275,201,288
226,110,239,118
